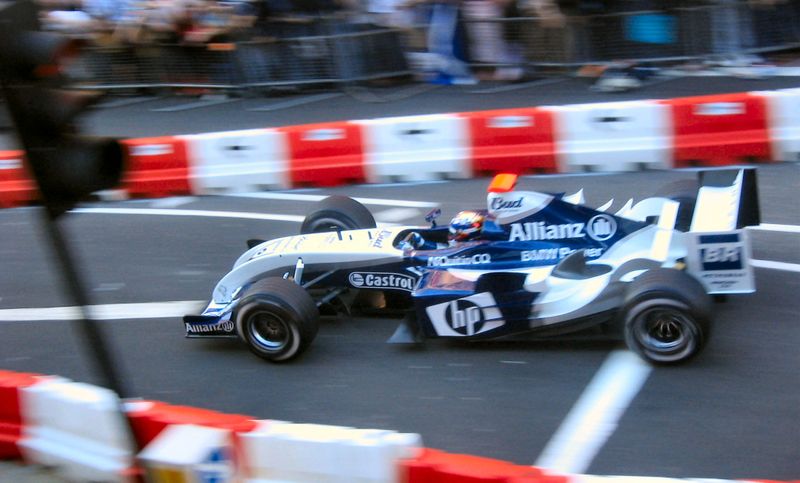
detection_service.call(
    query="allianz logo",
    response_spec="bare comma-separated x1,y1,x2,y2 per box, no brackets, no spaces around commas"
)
509,214,617,242
185,321,234,334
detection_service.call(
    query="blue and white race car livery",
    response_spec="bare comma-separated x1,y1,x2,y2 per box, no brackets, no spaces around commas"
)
184,169,759,364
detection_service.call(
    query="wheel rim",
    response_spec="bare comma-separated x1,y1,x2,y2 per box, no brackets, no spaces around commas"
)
248,311,290,351
633,307,697,360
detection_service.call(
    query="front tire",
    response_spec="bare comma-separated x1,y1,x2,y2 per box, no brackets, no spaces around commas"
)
235,278,319,362
622,269,711,364
300,195,376,234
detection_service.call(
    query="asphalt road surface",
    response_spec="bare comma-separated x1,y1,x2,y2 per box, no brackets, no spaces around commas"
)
1,164,798,480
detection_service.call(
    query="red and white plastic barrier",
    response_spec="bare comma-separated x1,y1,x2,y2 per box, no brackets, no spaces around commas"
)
661,92,772,167
761,88,800,163
549,100,673,172
466,107,558,176
121,136,193,198
0,151,36,208
281,121,367,188
1,89,799,207
18,378,138,482
0,370,797,483
359,113,471,183
0,370,47,459
182,128,290,193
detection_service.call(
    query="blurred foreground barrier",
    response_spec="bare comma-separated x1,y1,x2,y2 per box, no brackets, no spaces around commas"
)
398,448,568,482
465,108,558,176
0,370,46,459
548,100,673,172
661,92,772,167
1,369,798,482
238,421,422,482
359,114,471,183
0,151,36,208
182,128,290,193
126,400,257,449
19,379,138,482
137,423,238,483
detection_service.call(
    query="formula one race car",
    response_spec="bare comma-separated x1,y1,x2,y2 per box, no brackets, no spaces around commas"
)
184,169,760,365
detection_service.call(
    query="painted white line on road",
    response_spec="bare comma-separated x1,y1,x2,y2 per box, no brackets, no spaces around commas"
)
535,350,652,474
227,192,439,208
149,196,197,209
751,259,800,273
71,207,398,227
0,301,207,322
748,223,800,234
72,207,306,222
374,208,421,223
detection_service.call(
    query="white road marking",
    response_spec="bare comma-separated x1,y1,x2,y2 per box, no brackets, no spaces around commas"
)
150,196,197,208
70,207,397,227
748,223,800,234
365,181,448,188
535,350,652,474
72,207,306,222
751,259,800,273
374,208,421,223
0,301,207,322
226,192,439,208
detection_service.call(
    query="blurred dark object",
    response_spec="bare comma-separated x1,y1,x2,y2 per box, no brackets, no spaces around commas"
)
0,0,123,217
0,0,131,400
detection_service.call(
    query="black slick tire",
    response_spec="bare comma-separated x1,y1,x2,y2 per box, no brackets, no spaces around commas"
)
300,195,376,234
622,269,711,365
235,277,319,362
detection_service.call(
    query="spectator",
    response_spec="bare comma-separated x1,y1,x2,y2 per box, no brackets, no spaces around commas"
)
463,0,522,80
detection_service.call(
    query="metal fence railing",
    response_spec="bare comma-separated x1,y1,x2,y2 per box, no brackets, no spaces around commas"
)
67,1,800,93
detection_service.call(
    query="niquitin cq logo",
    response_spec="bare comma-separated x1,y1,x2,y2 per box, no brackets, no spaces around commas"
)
445,299,485,336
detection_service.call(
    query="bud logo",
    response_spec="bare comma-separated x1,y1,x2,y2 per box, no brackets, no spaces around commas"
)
490,197,524,211
427,253,491,267
348,272,415,291
445,300,485,336
586,214,617,241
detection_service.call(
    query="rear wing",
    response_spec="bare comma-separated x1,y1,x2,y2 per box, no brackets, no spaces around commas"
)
685,168,759,294
690,168,760,232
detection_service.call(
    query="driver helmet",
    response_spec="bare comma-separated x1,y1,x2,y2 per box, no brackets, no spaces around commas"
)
448,210,486,242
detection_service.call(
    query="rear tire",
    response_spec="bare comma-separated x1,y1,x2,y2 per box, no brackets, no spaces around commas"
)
300,195,376,234
235,277,319,362
622,269,711,365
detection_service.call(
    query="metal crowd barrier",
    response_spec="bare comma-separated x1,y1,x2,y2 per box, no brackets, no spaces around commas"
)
459,2,800,70
74,23,413,92
70,2,800,93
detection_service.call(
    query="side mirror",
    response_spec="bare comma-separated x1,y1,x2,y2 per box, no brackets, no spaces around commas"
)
425,208,441,227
